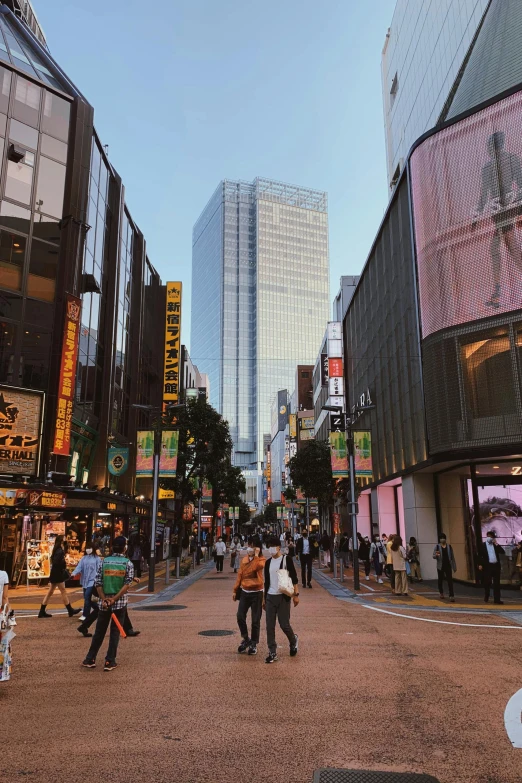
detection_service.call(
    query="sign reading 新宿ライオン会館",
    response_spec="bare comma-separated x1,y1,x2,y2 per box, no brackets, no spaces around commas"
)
163,282,182,406
54,294,81,456
0,385,43,476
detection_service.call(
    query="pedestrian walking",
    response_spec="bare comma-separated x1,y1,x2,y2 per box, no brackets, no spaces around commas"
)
230,535,241,573
385,534,395,590
81,536,134,671
71,544,101,622
127,534,143,578
407,537,422,582
478,531,505,605
369,534,385,583
38,536,81,618
433,533,457,602
339,532,350,567
390,535,408,596
296,529,313,588
287,537,296,559
263,536,299,664
320,531,331,566
359,535,371,581
214,537,226,572
233,536,265,656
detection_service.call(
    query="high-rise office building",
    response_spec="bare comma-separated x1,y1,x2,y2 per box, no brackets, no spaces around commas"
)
382,0,490,191
191,178,329,481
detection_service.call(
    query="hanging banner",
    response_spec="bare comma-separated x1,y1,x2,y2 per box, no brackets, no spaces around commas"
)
136,430,154,477
277,390,288,432
163,282,182,406
289,413,297,440
328,357,343,378
0,385,43,475
108,446,129,476
354,430,373,478
321,353,329,386
329,431,349,478
202,481,212,500
159,430,178,478
53,294,81,456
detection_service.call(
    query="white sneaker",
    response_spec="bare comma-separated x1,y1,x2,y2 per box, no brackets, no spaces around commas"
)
79,615,86,622
365,576,370,581
378,578,383,584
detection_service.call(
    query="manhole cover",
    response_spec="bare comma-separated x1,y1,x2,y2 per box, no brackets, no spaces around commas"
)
313,771,440,783
198,629,234,637
134,605,187,612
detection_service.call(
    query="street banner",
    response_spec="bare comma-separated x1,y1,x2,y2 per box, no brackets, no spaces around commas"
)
289,413,297,440
321,352,329,386
108,446,129,476
329,431,349,478
53,294,81,455
202,481,212,500
354,430,373,477
136,430,154,477
163,282,182,406
159,430,178,478
0,385,43,475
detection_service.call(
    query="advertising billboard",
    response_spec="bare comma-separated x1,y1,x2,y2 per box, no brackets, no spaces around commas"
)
159,430,178,478
54,294,81,456
411,90,522,338
354,431,372,478
329,431,349,478
0,386,43,475
277,389,288,432
136,430,154,477
163,282,182,406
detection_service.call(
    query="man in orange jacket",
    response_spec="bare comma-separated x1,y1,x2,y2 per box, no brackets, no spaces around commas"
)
233,535,265,656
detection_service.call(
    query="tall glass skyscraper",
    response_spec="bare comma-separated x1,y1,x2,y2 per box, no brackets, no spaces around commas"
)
191,178,329,476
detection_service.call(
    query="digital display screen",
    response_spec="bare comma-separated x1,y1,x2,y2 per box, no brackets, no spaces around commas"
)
411,90,522,337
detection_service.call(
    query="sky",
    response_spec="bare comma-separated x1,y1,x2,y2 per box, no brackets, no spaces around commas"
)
40,0,396,350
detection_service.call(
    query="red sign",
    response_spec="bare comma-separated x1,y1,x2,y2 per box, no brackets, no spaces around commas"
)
328,357,343,378
53,294,81,455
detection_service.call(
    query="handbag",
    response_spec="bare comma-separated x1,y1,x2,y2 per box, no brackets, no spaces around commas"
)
277,556,295,597
62,569,71,582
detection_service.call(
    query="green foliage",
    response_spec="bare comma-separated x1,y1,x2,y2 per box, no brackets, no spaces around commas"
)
264,502,279,524
238,501,251,525
285,486,297,503
289,440,334,506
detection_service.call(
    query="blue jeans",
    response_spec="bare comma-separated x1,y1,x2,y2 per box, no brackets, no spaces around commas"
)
83,586,96,620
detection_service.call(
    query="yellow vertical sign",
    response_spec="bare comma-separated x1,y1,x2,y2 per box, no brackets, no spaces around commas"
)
164,282,182,407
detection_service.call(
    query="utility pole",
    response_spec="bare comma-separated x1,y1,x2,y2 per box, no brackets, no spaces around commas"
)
149,427,160,593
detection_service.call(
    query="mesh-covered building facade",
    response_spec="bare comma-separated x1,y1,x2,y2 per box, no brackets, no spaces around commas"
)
346,0,522,585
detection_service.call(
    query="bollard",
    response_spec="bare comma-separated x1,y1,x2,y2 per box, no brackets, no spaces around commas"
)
332,553,337,579
165,556,170,585
176,556,180,579
340,557,344,583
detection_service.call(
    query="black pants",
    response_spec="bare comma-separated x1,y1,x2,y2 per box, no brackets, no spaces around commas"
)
131,559,141,578
265,593,296,654
79,603,133,633
363,559,371,576
236,590,263,644
301,553,312,586
85,607,126,664
216,555,224,572
437,566,454,597
483,562,501,603
385,563,395,590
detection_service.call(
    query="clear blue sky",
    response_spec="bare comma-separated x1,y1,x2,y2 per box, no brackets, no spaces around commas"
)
41,0,395,348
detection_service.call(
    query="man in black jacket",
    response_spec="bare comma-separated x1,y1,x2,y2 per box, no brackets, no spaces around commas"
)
263,536,299,664
478,531,505,605
296,529,313,588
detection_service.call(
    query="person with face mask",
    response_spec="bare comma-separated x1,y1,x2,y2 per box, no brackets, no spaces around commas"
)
263,536,299,663
478,531,505,605
296,529,313,588
358,535,371,580
214,536,226,573
433,533,457,602
232,535,265,656
71,541,102,622
369,534,385,583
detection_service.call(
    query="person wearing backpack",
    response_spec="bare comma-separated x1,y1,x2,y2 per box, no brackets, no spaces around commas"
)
263,535,299,664
81,536,134,672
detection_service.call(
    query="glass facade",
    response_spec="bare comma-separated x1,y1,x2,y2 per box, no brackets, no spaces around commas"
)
192,178,329,474
382,0,489,189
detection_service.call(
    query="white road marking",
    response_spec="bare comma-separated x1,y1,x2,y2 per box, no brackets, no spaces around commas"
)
360,603,522,629
359,582,376,592
505,688,522,748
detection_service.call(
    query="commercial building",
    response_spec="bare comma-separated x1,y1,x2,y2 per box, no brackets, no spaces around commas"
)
191,177,330,488
382,0,489,190
345,0,522,584
0,2,173,581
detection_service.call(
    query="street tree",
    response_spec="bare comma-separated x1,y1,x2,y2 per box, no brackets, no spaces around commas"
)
289,440,334,508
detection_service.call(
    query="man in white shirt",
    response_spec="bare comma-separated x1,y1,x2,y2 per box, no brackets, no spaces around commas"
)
214,537,226,573
263,536,299,663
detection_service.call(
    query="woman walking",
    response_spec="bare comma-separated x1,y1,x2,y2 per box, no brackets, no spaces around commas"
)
71,543,101,624
38,536,82,618
369,534,385,583
407,537,422,582
230,536,241,573
359,535,371,581
390,535,408,596
263,535,299,664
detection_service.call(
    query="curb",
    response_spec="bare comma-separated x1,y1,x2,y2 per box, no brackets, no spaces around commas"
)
133,561,215,607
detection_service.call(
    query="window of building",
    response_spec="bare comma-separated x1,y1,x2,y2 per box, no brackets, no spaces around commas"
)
20,326,50,389
0,320,15,382
42,91,70,142
9,119,38,150
5,148,34,205
27,238,58,302
24,297,54,330
0,200,30,235
36,156,65,219
0,290,21,320
13,76,41,127
0,231,25,292
390,72,399,105
0,66,10,115
32,212,61,244
40,133,67,164
461,332,516,419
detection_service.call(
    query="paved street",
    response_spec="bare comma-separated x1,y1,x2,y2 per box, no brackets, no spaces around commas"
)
3,564,522,783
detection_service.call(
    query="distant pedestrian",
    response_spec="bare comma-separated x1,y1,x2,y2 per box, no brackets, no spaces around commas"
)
407,537,422,582
263,536,299,664
385,534,395,590
369,534,385,583
296,529,313,588
287,537,296,559
214,537,226,572
230,536,241,573
339,533,350,567
127,534,143,578
433,533,457,602
320,531,331,566
38,536,81,618
71,543,101,622
391,535,408,596
233,536,265,656
358,535,371,580
478,531,505,605
82,536,134,671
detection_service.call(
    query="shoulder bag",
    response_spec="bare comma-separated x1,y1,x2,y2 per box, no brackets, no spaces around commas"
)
277,556,295,597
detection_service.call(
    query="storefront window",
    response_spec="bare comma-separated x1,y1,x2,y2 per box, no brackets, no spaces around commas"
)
0,230,25,292
5,148,34,205
27,238,58,302
461,332,516,418
13,76,40,127
36,156,65,219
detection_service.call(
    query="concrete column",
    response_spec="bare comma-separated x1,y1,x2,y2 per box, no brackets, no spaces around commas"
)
402,474,438,579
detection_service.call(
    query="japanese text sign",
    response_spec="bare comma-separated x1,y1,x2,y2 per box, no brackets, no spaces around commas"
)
163,282,182,406
53,294,81,456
